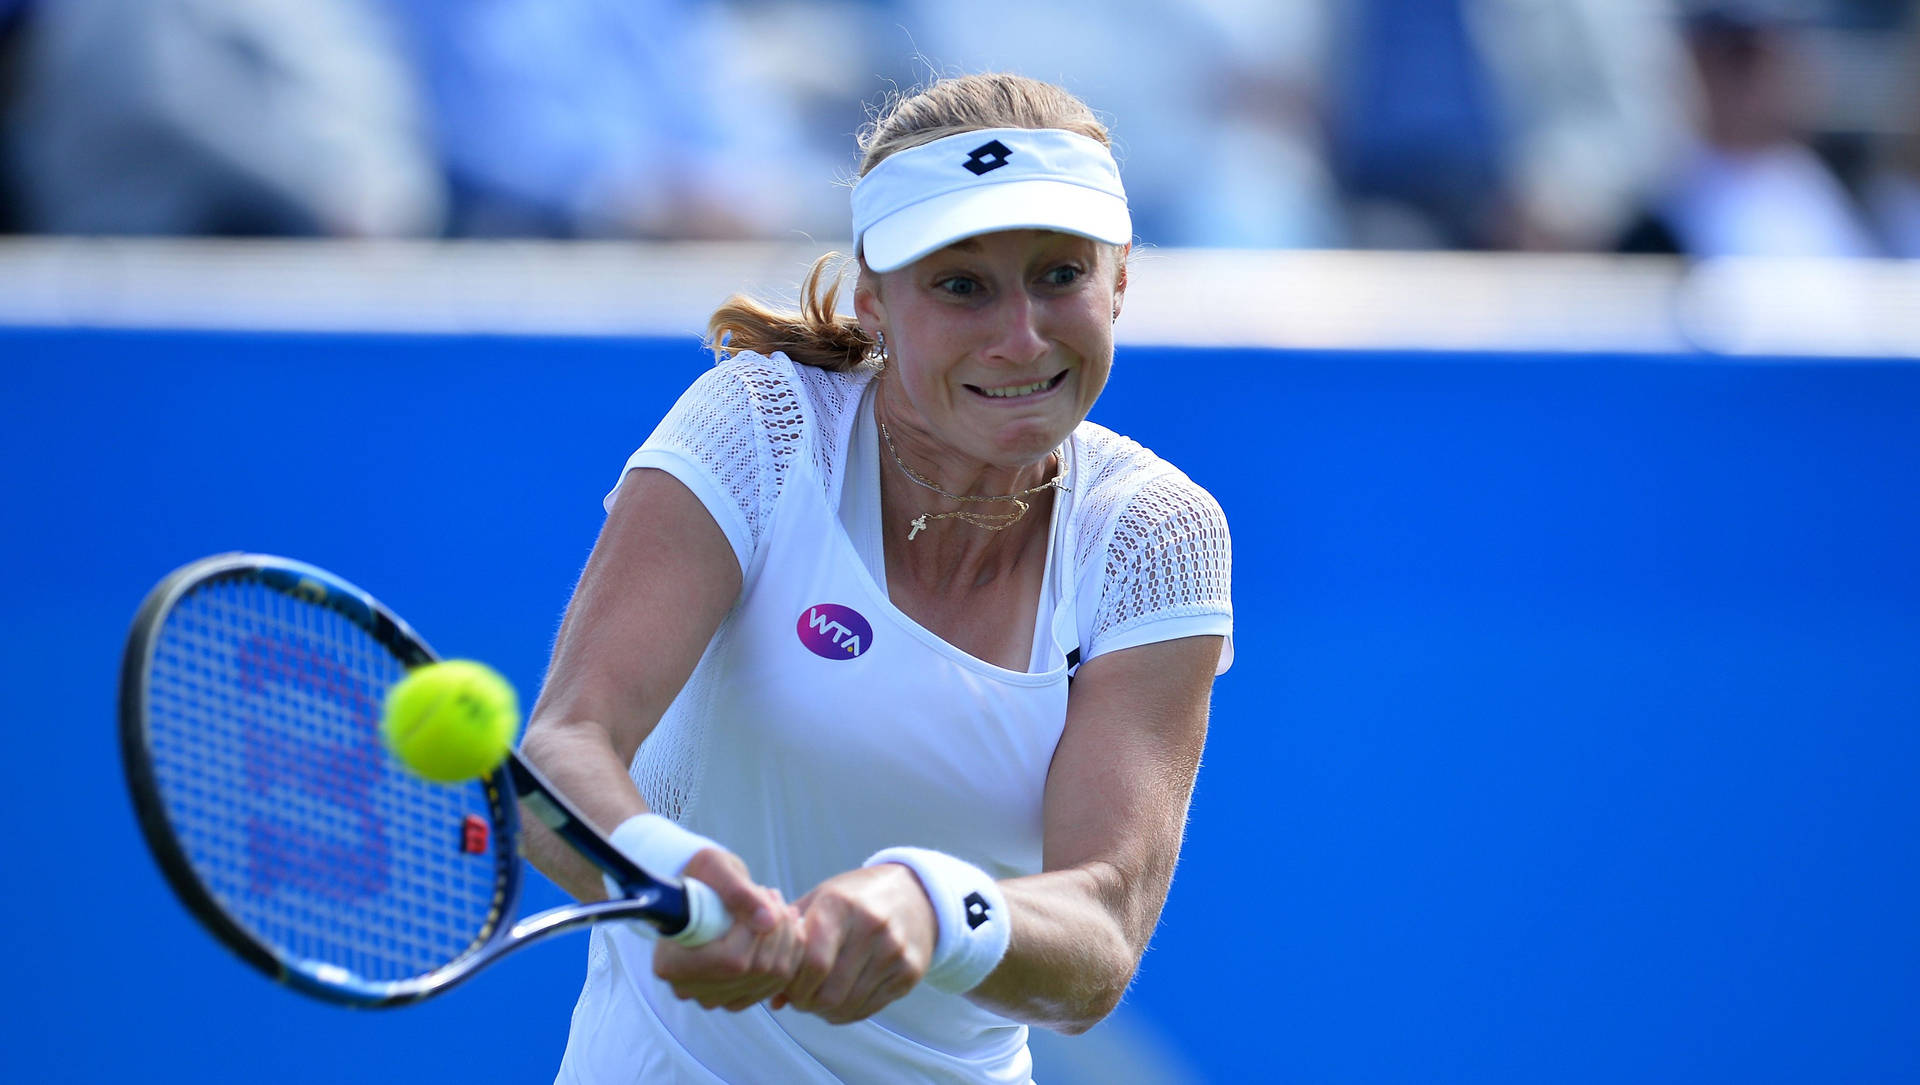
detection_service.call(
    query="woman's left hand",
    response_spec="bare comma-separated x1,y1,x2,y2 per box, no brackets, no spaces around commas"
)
652,847,806,1012
772,864,938,1024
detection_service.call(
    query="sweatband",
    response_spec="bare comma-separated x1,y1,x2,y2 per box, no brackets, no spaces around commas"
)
603,813,719,942
864,846,1011,994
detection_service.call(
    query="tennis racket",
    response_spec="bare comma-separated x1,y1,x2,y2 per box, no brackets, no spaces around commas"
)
119,552,728,1008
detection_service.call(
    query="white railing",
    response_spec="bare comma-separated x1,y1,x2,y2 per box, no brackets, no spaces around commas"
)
3,238,1917,357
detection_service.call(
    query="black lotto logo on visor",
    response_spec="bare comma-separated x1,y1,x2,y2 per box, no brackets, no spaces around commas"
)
962,140,1013,176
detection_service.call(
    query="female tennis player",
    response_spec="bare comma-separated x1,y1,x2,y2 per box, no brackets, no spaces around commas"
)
521,72,1234,1084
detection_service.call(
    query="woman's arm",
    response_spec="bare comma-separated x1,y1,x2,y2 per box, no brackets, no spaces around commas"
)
970,633,1221,1032
518,466,742,886
520,467,802,1011
778,634,1221,1031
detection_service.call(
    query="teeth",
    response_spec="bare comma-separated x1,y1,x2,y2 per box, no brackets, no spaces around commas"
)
979,377,1053,398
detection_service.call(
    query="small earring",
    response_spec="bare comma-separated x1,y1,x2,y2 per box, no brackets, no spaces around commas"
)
865,331,889,367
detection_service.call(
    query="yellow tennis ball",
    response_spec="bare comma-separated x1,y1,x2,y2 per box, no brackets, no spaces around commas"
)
382,660,520,783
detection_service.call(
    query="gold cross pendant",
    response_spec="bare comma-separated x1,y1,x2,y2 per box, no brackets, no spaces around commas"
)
907,514,928,541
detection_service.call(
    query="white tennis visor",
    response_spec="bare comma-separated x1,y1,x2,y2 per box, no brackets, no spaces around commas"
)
852,127,1131,272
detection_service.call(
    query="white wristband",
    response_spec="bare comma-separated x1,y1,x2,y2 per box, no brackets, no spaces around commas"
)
603,813,717,904
864,847,1010,994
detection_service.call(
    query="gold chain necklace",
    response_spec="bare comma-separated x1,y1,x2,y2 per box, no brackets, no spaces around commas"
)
877,422,1067,541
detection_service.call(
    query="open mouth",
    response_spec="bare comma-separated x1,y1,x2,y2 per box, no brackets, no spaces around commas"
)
968,371,1068,399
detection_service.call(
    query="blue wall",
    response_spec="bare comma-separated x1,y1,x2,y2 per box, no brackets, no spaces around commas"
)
6,328,1917,1083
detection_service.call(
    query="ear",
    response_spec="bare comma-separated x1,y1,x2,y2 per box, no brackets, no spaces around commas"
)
853,269,887,337
1110,244,1130,321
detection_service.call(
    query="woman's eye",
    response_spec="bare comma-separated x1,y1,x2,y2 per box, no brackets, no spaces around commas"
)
1044,265,1083,286
938,276,979,296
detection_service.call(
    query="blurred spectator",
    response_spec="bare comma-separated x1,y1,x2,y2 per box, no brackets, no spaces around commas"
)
377,0,831,239
877,0,1349,249
1327,0,1509,249
1327,0,1690,251
1856,10,1920,256
865,0,1687,252
2,0,1911,254
1165,1,1349,249
1470,0,1696,251
1618,0,1883,257
0,0,35,231
0,0,27,53
0,0,444,236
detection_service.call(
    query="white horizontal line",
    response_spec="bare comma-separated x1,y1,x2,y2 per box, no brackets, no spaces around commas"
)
1,238,1916,358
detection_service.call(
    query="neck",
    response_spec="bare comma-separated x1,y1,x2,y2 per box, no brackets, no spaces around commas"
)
883,475,1058,592
877,420,1065,543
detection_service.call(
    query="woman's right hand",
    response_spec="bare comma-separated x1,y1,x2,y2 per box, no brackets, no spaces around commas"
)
651,847,805,1012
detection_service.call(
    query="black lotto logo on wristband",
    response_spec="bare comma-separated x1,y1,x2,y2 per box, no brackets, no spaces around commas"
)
964,891,990,930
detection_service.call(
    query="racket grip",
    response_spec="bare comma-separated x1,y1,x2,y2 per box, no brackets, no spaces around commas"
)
668,877,730,946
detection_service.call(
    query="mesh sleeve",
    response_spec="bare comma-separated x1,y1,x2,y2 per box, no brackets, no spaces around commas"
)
1087,471,1235,673
604,354,809,571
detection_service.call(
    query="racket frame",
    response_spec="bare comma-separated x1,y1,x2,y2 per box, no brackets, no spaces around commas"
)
120,552,702,1008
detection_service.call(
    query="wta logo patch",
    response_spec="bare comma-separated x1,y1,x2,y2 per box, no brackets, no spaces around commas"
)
796,604,873,660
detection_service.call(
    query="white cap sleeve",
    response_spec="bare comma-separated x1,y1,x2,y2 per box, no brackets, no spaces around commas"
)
1085,470,1235,674
604,356,786,573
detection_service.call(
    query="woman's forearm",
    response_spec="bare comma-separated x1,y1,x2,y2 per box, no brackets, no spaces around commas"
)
517,718,651,901
518,801,611,902
964,864,1153,1034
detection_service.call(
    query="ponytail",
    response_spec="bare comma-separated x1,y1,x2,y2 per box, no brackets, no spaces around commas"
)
706,253,874,373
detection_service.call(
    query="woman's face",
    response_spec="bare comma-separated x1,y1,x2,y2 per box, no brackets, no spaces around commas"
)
858,229,1127,470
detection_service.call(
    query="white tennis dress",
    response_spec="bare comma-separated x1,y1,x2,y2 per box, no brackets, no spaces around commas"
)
555,351,1232,1085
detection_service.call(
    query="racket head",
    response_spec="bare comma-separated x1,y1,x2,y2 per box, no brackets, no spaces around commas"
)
120,553,522,1006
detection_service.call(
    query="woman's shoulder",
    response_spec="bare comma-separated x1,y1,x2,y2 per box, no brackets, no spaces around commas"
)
1069,419,1229,558
1072,419,1218,511
705,350,872,429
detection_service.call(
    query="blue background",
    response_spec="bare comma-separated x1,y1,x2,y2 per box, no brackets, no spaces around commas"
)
5,328,1918,1082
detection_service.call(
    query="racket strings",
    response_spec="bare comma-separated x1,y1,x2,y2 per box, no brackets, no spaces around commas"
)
145,575,505,984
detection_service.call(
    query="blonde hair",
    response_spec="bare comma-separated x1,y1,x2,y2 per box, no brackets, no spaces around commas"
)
706,73,1113,371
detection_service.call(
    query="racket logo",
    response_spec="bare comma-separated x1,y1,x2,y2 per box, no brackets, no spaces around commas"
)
796,603,873,660
461,814,490,855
